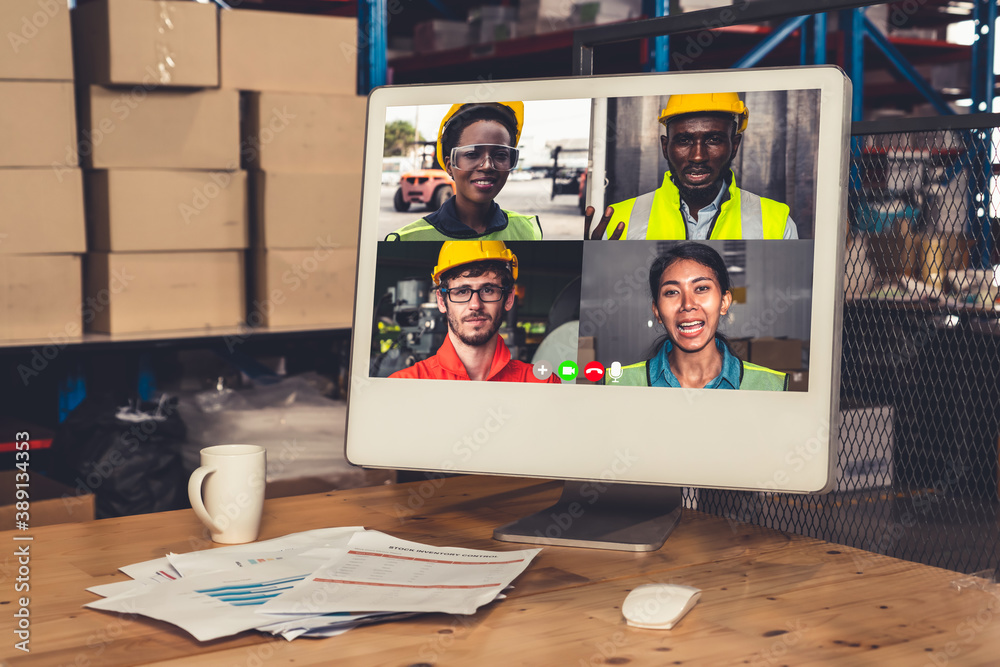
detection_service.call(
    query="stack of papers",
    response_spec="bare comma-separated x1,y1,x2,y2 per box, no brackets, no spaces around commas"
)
85,528,541,641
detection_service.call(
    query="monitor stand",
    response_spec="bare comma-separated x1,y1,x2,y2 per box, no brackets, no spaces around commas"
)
492,481,682,552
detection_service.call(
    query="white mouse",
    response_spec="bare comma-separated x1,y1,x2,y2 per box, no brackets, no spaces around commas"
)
621,583,701,630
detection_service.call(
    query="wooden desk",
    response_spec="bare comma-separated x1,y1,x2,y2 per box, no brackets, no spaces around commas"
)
3,476,999,666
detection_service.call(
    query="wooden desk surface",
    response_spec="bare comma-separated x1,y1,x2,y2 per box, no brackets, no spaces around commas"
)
2,476,999,666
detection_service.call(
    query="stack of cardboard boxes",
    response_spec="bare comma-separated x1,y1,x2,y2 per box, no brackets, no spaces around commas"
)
5,3,364,338
72,0,245,335
0,0,84,341
221,9,361,329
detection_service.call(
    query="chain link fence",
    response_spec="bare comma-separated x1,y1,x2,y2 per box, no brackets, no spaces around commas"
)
688,114,1000,574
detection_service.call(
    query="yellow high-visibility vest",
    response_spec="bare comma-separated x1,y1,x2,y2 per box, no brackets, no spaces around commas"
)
606,172,790,240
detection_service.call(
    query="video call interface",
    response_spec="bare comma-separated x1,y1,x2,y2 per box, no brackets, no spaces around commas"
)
368,90,820,392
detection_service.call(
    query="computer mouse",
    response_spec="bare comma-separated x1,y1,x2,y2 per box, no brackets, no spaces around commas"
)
621,583,701,630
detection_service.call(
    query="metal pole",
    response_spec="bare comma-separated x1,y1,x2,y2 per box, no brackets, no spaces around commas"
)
863,15,953,117
572,0,886,76
644,0,670,72
800,14,810,66
841,8,865,121
732,15,808,69
968,0,997,266
813,12,827,64
358,0,387,93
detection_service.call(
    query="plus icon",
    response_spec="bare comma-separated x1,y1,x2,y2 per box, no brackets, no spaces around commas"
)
532,360,554,381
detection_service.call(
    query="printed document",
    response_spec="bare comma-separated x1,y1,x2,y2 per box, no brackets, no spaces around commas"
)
260,531,541,616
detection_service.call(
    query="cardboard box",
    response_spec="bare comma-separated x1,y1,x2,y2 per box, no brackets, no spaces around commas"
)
242,92,365,173
413,20,470,53
72,0,219,88
469,6,518,43
0,0,74,80
517,0,574,35
837,406,894,492
86,251,245,333
87,169,247,251
0,81,77,168
0,168,86,254
749,337,803,371
252,171,360,249
0,471,95,527
252,247,355,328
570,0,641,26
221,10,356,93
0,254,82,341
80,86,240,170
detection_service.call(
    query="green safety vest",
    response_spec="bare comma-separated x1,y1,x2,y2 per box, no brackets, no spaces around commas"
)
606,171,790,240
607,359,788,391
385,210,542,241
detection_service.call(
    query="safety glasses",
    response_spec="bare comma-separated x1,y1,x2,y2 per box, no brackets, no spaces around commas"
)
449,144,520,172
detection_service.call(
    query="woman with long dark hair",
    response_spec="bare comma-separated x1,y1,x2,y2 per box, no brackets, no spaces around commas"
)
610,242,787,390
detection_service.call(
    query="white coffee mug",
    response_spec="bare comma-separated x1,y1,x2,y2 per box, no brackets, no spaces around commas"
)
188,444,266,544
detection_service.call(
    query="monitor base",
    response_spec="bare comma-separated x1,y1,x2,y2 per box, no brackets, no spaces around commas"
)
493,481,682,552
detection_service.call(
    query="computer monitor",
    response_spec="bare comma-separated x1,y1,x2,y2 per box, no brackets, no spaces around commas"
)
346,67,851,551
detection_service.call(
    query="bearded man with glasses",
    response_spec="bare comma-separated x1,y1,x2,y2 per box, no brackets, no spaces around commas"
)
389,241,559,383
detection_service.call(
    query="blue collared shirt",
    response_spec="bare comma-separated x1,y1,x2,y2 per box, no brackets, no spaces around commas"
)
648,338,742,389
678,178,729,240
423,197,509,238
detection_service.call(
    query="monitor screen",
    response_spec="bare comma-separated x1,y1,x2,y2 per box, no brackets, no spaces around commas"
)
346,68,850,511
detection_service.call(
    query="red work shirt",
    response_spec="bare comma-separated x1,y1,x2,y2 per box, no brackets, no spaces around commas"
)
389,335,560,383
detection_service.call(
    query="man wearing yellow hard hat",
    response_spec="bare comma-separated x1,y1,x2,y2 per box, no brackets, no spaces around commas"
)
585,93,797,241
386,102,543,242
390,241,559,383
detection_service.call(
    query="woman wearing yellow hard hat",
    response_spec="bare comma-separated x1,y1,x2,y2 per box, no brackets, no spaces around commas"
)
385,102,543,242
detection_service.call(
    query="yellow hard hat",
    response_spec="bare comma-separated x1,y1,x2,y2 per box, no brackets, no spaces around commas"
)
432,240,518,286
659,93,749,134
436,101,524,169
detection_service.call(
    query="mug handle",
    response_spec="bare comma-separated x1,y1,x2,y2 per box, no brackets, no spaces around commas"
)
188,465,224,534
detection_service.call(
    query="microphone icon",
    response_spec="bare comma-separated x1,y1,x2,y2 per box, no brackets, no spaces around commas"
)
609,361,623,383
